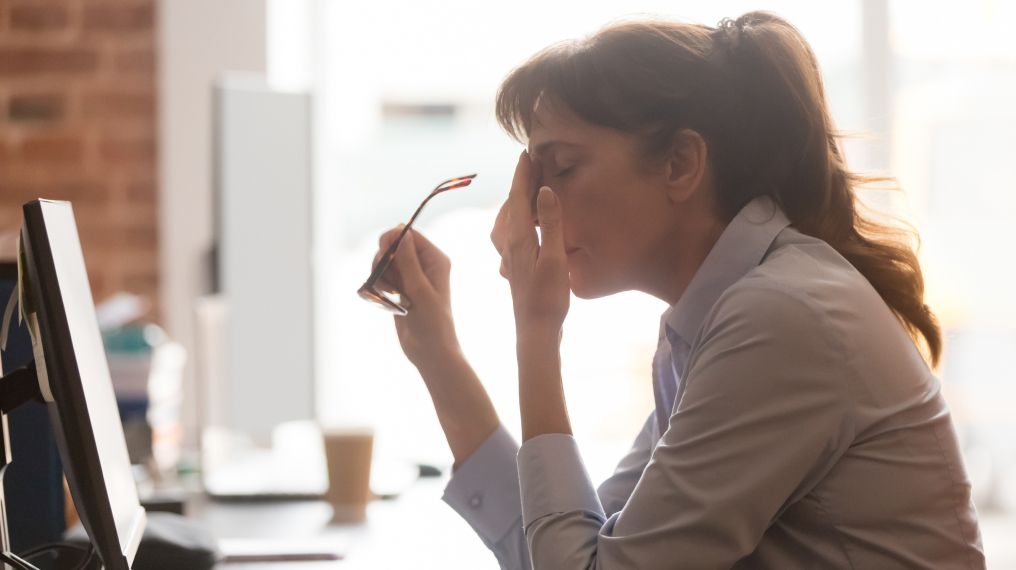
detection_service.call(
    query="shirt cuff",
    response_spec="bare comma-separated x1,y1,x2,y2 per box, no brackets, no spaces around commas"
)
517,433,603,528
442,424,523,542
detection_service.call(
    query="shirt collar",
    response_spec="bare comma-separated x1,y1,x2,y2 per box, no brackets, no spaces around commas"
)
660,196,791,345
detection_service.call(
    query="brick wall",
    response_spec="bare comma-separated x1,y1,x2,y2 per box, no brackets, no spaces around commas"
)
0,0,158,316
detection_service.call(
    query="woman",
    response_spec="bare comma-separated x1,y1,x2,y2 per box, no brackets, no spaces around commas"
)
371,12,985,569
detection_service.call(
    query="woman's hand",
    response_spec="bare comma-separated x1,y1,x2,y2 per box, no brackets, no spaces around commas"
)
491,150,571,337
492,151,574,440
371,227,502,468
371,226,460,369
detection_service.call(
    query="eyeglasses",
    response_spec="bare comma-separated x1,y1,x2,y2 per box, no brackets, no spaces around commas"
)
358,174,476,315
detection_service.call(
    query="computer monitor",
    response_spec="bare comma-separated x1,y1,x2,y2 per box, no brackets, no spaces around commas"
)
19,199,146,570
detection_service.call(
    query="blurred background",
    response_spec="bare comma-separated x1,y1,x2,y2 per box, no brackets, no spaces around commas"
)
1,0,1014,566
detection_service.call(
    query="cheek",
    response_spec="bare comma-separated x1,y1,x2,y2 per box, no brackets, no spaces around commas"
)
558,183,632,250
557,181,657,290
558,195,631,282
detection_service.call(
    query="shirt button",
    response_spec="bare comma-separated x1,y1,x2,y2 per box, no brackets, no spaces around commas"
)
469,494,482,508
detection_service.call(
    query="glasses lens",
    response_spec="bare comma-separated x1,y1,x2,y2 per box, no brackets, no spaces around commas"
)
358,285,407,316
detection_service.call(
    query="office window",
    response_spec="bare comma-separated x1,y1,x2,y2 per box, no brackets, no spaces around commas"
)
310,0,863,480
889,3,1016,561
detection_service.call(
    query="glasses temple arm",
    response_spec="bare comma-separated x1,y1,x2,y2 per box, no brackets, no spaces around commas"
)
365,178,470,282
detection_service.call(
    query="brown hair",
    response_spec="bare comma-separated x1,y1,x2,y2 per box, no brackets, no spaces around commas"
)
496,11,941,365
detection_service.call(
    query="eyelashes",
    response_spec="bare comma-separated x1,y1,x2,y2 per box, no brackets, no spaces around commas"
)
551,165,575,179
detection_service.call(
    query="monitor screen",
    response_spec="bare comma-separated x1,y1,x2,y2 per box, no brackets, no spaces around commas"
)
20,199,146,570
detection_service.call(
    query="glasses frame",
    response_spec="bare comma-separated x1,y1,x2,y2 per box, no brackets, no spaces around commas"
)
357,174,476,315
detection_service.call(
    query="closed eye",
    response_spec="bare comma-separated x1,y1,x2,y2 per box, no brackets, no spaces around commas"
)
552,165,576,179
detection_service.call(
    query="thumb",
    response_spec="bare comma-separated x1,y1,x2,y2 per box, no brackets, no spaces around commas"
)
394,228,428,296
536,186,565,261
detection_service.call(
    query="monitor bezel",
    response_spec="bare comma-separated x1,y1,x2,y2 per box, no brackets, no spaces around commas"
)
21,199,146,570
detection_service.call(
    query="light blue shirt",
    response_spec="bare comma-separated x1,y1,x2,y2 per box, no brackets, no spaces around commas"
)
442,196,985,569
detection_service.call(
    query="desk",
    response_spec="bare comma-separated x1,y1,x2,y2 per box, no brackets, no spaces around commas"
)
195,477,497,569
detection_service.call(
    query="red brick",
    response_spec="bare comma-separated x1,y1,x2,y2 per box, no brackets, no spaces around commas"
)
84,268,109,300
77,200,157,237
86,246,158,282
0,210,21,234
124,177,156,202
10,4,69,31
19,133,84,163
126,225,157,247
0,47,100,76
2,177,108,205
83,4,154,33
82,89,154,119
112,201,158,228
0,0,160,306
79,225,157,252
8,92,65,122
121,270,158,297
114,46,155,75
99,134,155,165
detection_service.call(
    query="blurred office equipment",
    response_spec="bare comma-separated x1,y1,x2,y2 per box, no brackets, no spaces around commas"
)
97,294,187,474
212,73,315,445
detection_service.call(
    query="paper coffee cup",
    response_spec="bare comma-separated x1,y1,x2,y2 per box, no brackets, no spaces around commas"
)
321,426,374,523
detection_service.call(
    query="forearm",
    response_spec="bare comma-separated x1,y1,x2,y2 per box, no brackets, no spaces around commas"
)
415,350,501,469
517,328,572,442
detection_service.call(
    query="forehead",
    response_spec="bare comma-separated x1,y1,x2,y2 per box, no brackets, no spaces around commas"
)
526,96,634,158
527,98,586,147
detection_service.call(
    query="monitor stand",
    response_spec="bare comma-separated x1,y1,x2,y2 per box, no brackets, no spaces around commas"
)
0,361,45,570
1,361,218,570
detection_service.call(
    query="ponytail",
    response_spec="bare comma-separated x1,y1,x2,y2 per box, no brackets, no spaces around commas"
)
710,12,941,364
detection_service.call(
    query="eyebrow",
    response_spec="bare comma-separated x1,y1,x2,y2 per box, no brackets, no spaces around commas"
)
529,140,585,159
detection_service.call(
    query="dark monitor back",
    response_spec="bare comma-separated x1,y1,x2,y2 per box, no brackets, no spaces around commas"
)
20,200,146,570
1,262,66,552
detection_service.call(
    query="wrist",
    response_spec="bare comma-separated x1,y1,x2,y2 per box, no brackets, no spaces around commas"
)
516,324,562,353
408,331,461,368
413,347,468,388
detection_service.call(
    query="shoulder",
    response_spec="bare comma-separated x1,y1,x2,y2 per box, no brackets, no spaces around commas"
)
690,234,867,384
701,276,841,359
708,228,878,345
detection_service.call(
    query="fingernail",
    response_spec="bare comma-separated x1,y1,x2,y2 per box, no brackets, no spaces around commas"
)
538,186,556,207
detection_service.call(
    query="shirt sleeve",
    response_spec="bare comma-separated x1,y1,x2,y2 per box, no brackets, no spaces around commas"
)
596,410,658,517
442,411,658,570
517,283,854,569
442,424,532,570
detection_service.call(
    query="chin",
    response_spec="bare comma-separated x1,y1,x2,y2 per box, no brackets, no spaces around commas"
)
568,270,619,300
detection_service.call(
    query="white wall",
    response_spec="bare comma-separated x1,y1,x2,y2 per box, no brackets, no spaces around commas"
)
157,0,267,447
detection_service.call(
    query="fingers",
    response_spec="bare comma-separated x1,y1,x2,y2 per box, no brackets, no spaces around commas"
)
490,200,509,255
506,151,538,252
372,225,411,293
405,226,439,252
392,229,428,297
536,186,565,263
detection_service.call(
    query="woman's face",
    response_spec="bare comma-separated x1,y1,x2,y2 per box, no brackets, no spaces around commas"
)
527,102,680,299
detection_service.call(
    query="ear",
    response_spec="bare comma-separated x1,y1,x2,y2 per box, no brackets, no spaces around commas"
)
663,129,709,204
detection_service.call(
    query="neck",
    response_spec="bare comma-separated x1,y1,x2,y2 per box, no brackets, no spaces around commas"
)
638,213,728,306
